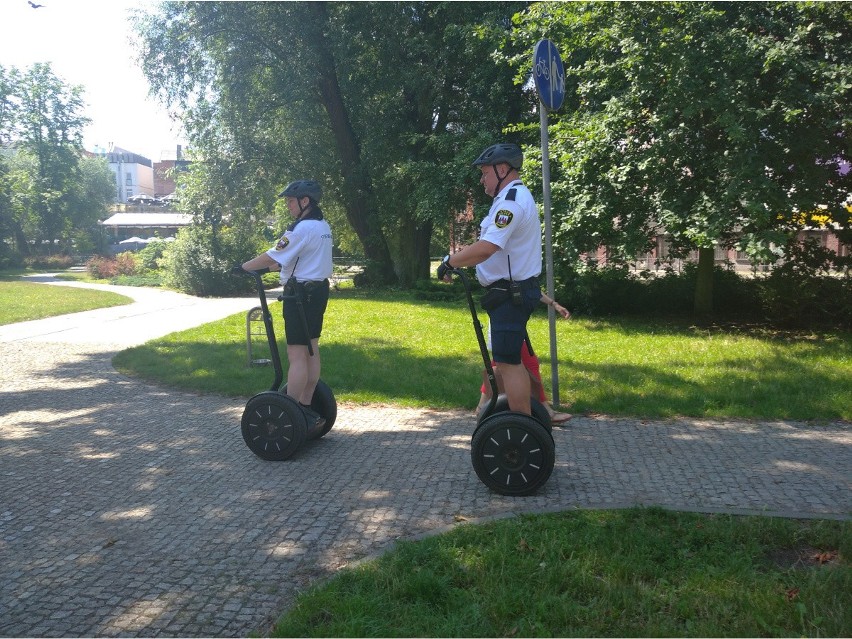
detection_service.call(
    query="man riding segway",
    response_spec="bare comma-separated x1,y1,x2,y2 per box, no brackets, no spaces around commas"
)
438,142,543,416
438,142,555,496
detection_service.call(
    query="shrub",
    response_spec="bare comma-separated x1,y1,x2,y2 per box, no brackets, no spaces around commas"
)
560,264,646,316
114,252,138,276
161,223,262,296
85,253,138,279
137,240,171,273
86,256,118,279
23,254,75,270
0,250,23,270
556,263,852,329
757,270,851,329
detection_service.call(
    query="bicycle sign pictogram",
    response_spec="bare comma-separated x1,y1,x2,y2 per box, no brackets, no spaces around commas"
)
532,39,565,111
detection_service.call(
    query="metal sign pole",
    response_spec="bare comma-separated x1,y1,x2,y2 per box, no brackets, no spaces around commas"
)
532,38,565,409
539,104,559,407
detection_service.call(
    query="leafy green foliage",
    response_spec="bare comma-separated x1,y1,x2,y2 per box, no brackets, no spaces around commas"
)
511,2,852,314
160,222,262,296
0,63,112,259
135,2,534,285
559,262,849,329
135,239,171,273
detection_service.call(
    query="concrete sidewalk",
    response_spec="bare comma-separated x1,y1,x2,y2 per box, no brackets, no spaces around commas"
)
0,277,849,637
0,274,259,347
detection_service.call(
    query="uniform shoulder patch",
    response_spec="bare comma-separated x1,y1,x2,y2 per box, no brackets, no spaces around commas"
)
505,188,517,201
275,235,290,250
494,209,514,229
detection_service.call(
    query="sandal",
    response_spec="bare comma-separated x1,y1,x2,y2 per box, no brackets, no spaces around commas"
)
549,411,572,424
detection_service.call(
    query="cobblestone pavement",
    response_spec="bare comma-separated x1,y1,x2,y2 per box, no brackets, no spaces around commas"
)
1,278,850,637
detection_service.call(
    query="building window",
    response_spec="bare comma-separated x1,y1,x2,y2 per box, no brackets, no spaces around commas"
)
125,172,132,186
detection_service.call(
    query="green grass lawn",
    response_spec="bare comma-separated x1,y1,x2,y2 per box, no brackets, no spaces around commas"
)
271,509,849,638
112,288,852,421
0,279,132,325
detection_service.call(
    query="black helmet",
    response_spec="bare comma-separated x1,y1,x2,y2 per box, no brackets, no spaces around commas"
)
472,143,523,170
278,180,322,202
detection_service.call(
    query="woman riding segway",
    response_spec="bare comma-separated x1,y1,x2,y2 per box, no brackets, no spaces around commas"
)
234,179,336,460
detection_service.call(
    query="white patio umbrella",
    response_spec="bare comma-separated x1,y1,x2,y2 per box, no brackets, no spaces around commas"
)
127,194,157,204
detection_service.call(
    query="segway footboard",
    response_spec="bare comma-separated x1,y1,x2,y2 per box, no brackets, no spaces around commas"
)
281,379,337,439
479,395,552,430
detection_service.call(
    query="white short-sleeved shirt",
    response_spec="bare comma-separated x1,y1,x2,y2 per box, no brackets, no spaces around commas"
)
475,180,542,286
266,218,333,283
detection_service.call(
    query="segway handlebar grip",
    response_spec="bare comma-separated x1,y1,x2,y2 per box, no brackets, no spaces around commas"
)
230,265,270,276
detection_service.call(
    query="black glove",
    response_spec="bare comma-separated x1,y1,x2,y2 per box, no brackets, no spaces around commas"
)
436,254,454,280
230,264,246,276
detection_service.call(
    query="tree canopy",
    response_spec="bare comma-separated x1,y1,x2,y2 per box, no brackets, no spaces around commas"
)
132,1,850,312
0,63,113,262
135,1,534,285
511,1,851,314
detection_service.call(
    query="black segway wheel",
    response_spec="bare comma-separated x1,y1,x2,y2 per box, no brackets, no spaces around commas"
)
281,379,337,439
241,391,307,461
479,395,552,430
471,412,555,496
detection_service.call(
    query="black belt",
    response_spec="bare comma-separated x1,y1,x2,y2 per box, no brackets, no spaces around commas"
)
301,278,328,289
486,276,539,290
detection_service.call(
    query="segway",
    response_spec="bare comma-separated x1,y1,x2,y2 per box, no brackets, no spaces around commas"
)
233,268,337,461
448,268,555,496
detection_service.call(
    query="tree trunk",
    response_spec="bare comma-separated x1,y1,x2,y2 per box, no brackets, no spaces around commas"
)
393,216,433,286
694,246,714,317
14,226,30,256
309,3,396,284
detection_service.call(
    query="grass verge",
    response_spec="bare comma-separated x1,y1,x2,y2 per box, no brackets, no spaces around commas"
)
0,280,132,325
271,508,850,637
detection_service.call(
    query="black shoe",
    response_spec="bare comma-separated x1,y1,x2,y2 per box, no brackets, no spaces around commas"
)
300,403,326,430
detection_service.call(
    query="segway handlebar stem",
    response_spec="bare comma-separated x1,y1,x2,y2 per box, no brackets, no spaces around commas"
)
447,268,499,415
236,268,285,391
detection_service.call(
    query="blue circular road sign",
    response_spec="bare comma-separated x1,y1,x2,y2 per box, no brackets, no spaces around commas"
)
533,39,565,111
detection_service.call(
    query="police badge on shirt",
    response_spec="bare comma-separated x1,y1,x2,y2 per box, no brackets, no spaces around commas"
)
276,235,290,250
495,209,513,228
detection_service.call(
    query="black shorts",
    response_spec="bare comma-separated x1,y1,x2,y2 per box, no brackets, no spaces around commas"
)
283,279,330,345
488,283,540,365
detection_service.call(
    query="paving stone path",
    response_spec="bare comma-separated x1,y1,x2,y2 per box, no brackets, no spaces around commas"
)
1,277,849,637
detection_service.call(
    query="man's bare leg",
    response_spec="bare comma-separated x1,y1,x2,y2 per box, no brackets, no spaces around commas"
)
495,362,531,414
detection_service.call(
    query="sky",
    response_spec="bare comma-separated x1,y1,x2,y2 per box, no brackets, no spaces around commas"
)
0,0,188,163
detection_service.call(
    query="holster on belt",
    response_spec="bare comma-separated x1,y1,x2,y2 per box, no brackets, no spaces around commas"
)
480,285,510,311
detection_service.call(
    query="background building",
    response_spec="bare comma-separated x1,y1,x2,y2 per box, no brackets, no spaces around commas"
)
93,145,155,203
